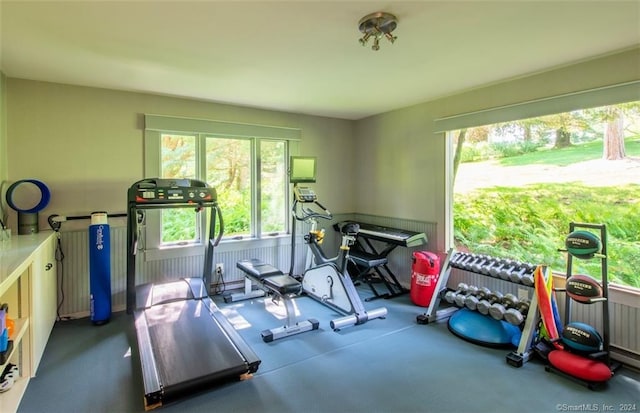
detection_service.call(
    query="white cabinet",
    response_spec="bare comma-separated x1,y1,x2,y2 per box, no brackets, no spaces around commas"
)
30,234,57,374
0,232,56,413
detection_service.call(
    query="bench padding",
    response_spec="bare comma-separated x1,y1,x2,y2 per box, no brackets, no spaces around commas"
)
237,259,283,279
237,259,301,295
263,274,301,295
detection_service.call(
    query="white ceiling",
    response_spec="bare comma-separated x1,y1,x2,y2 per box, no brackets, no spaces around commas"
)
1,1,639,120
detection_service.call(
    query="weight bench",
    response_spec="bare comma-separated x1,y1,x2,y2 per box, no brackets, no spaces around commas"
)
234,259,319,342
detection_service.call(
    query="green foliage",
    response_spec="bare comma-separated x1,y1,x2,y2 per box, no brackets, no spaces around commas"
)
460,142,492,162
499,135,640,167
460,139,544,162
160,135,288,241
489,140,543,158
218,187,251,236
454,184,640,288
162,209,197,243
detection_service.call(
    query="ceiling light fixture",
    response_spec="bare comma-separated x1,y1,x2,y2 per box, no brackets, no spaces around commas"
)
358,12,398,51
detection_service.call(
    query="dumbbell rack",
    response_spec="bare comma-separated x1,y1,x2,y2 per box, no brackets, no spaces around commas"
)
505,275,543,367
417,249,543,366
546,222,620,385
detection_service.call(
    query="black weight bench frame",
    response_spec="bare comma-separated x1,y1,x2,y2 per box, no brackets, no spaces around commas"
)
235,259,319,342
348,250,401,301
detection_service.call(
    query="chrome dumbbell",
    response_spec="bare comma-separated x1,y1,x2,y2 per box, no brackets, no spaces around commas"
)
477,291,504,316
444,283,470,305
504,298,531,326
454,285,479,308
464,287,491,311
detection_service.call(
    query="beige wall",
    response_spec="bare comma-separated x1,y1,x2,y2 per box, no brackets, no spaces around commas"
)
5,80,354,231
5,48,639,247
354,48,640,253
0,72,7,225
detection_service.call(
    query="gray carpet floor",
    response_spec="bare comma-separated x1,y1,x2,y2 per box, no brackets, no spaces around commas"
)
17,287,640,413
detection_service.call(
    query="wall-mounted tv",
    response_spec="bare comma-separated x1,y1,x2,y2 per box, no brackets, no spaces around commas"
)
289,156,317,183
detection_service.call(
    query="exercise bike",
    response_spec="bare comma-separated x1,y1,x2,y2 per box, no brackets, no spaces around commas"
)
290,185,387,330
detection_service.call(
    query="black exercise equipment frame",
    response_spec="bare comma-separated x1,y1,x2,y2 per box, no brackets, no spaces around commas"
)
125,178,260,409
334,221,428,301
546,222,620,389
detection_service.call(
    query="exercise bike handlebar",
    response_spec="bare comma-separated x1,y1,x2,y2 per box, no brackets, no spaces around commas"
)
292,199,333,222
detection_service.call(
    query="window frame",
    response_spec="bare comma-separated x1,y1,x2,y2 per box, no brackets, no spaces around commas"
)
143,115,301,260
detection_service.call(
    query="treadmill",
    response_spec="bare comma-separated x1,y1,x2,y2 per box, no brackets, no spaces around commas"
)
126,178,261,410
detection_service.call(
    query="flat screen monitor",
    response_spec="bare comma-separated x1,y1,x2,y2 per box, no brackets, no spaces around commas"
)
289,156,317,183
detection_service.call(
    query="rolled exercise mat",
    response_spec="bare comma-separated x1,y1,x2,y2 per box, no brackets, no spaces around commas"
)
89,212,111,325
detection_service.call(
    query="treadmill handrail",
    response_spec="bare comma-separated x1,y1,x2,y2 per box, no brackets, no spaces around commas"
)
126,178,224,314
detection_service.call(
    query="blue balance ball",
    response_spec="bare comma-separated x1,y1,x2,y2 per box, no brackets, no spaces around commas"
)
448,308,520,348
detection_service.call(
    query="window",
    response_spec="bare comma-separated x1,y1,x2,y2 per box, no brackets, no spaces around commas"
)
160,134,197,245
447,101,640,288
144,115,300,254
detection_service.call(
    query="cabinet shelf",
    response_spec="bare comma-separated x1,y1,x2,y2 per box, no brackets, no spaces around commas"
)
0,232,57,413
0,318,29,372
0,375,29,412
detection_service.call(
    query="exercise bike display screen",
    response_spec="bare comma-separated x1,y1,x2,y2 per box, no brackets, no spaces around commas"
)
290,156,317,183
294,186,317,202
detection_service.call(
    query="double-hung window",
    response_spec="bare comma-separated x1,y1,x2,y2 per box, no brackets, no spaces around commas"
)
144,115,300,256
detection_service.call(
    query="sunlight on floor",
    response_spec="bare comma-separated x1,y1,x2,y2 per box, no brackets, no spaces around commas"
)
220,302,253,330
264,296,302,320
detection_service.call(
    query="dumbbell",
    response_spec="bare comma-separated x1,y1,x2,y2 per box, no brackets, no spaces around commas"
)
489,293,519,321
454,285,479,307
443,283,469,304
520,264,536,286
467,255,484,272
471,256,492,273
450,252,469,268
478,257,498,275
498,260,519,280
464,287,491,311
488,259,508,278
451,253,471,269
476,291,504,315
459,254,480,271
470,255,492,273
508,263,530,283
504,298,531,326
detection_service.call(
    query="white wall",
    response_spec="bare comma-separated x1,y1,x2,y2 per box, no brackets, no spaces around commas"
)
353,47,640,254
5,80,355,231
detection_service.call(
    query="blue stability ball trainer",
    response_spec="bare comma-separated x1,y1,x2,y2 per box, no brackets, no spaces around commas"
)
89,212,111,325
448,308,519,348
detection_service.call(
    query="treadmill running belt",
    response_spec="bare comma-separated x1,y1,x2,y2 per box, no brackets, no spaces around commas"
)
144,299,249,395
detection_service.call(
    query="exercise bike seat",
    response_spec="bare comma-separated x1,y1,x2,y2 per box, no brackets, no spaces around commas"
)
236,259,301,295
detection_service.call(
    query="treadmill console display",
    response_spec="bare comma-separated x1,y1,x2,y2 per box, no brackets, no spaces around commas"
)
129,179,217,205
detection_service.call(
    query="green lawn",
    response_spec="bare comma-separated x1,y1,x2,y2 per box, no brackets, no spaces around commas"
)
455,136,640,288
499,135,640,167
